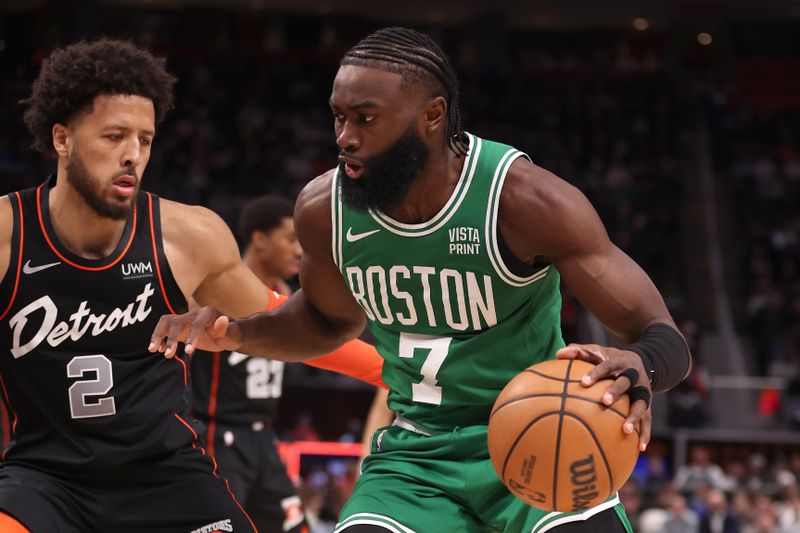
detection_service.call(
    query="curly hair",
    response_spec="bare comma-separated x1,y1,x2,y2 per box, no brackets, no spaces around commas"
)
21,39,177,155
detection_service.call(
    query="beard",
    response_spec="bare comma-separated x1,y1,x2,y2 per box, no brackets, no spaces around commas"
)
65,150,137,221
339,125,430,212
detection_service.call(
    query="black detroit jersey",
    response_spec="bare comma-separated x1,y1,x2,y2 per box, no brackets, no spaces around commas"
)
191,349,284,426
0,176,196,474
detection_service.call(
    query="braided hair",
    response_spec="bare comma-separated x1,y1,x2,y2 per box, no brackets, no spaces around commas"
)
341,27,468,157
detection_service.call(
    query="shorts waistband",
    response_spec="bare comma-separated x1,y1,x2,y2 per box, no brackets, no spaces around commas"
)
391,415,446,436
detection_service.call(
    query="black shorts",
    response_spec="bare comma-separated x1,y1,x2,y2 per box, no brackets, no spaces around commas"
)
0,447,257,533
210,423,304,533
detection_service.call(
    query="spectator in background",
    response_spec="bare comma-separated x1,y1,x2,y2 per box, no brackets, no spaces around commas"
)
699,489,742,533
676,445,737,496
618,479,644,532
663,492,700,533
776,483,800,532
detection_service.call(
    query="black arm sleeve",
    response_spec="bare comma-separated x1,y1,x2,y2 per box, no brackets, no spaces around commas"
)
622,323,692,393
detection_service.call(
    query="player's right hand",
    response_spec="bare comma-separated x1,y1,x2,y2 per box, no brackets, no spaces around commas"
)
148,307,243,358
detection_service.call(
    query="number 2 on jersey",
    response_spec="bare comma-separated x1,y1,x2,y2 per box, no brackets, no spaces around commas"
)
66,354,117,419
398,332,453,405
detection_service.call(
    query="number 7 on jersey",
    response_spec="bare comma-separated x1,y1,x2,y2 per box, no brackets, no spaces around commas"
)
398,332,453,406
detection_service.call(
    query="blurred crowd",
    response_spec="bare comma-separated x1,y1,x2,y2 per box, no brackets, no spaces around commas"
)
622,444,800,533
714,103,800,381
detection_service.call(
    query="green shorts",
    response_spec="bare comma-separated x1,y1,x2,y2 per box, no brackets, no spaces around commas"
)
335,423,632,533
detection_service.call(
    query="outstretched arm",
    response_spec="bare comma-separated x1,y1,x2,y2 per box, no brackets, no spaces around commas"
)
499,158,691,450
151,171,368,362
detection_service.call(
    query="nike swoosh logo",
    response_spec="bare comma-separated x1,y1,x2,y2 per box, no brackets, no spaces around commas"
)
346,228,381,242
228,352,249,366
22,260,62,275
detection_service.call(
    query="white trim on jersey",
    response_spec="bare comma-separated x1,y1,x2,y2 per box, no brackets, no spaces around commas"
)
368,134,482,237
530,495,622,533
485,148,550,287
331,170,343,269
335,512,417,533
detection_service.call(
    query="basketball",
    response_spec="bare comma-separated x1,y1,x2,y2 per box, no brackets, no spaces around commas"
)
488,358,640,513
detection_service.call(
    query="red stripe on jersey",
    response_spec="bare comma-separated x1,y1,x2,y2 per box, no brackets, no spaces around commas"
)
174,412,219,476
175,356,188,387
225,478,259,533
206,351,221,458
147,193,177,314
35,185,137,271
0,373,18,460
0,193,24,321
0,402,9,448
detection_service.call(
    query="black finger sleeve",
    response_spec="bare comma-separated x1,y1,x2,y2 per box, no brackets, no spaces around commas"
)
618,368,639,389
629,386,652,407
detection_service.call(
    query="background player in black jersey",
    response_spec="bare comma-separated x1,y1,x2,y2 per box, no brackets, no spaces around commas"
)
0,39,384,533
192,195,393,532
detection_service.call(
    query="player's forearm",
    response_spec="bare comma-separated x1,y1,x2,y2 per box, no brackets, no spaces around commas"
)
236,295,361,361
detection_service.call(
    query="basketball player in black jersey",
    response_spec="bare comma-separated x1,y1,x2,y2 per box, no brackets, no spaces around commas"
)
0,39,384,533
191,196,306,532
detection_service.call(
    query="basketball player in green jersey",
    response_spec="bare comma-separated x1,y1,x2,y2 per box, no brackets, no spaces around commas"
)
152,27,691,533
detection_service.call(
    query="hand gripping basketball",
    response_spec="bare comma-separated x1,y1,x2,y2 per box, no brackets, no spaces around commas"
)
488,359,641,512
555,343,653,453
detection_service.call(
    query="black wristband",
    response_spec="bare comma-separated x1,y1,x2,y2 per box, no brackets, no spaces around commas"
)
622,323,691,393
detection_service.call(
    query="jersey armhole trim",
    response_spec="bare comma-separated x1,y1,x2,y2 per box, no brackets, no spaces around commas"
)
485,151,550,287
332,171,343,270
0,192,23,321
147,193,177,314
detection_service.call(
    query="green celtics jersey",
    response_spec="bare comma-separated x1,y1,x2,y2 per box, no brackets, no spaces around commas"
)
332,133,565,431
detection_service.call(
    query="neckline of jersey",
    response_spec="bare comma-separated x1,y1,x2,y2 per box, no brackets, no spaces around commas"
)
366,132,481,237
36,174,139,270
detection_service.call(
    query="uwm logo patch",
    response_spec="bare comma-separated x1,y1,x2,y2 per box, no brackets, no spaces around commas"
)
121,261,153,279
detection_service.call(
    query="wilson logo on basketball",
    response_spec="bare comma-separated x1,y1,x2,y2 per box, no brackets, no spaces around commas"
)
569,454,599,511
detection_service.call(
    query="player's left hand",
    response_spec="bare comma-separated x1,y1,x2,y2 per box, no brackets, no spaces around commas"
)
555,343,652,452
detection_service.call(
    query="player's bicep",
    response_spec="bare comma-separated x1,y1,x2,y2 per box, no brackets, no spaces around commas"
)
163,201,269,317
501,161,672,342
298,246,367,334
193,261,270,317
293,171,367,336
556,243,673,342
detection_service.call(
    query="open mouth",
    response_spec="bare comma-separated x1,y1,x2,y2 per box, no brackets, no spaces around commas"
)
111,175,137,198
339,158,365,179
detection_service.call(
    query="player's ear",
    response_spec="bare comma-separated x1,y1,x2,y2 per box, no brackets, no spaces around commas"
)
424,96,447,134
251,229,269,250
52,123,70,157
